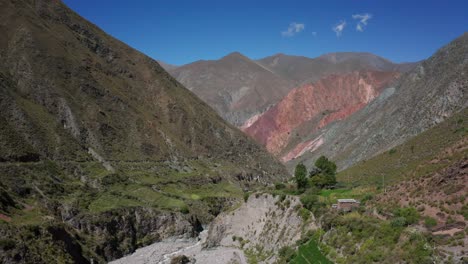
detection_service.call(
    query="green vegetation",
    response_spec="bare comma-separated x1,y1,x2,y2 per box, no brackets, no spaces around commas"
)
321,211,434,264
290,237,332,264
394,207,420,226
338,108,467,187
294,163,308,190
277,246,297,263
424,217,437,228
310,156,337,189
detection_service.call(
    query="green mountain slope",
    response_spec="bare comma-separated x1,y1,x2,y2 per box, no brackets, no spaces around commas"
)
0,0,286,263
338,108,467,186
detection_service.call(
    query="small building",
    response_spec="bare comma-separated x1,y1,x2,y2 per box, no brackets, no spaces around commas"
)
333,199,360,211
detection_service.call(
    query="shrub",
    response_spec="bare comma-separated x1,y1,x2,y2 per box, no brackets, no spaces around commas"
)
243,192,250,202
391,217,407,227
0,239,15,250
424,217,437,228
278,246,296,262
394,207,420,225
279,194,286,202
299,208,311,221
180,205,189,214
300,194,319,211
275,182,286,190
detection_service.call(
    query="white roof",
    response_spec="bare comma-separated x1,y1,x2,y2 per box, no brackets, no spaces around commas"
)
338,199,359,203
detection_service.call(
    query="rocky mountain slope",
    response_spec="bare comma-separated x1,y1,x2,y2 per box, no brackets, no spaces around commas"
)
243,70,400,156
257,52,416,84
0,0,287,263
287,33,468,171
168,52,414,127
168,52,295,126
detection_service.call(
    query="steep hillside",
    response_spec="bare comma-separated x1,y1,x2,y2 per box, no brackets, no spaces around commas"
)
0,0,286,263
243,71,399,155
257,52,416,84
288,33,468,171
168,52,295,126
338,108,467,186
336,109,467,262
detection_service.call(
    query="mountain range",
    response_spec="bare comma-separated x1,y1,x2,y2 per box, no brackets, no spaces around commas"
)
0,0,466,263
168,52,416,128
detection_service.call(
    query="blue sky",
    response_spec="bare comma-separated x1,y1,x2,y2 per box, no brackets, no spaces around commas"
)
63,0,468,65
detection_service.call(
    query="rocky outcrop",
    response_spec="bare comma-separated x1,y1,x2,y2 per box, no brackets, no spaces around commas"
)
205,193,316,261
67,207,199,261
243,71,399,156
110,193,317,264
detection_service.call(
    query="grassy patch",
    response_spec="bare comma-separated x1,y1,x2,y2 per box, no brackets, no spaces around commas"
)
291,238,332,264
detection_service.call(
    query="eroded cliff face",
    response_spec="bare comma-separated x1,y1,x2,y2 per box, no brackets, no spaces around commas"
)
243,71,399,157
108,193,316,264
205,193,316,262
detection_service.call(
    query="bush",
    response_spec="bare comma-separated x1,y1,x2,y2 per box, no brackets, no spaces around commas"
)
299,208,311,221
394,207,420,225
275,182,286,190
391,217,407,227
180,205,189,214
424,217,437,228
0,239,15,250
300,194,319,211
278,246,296,262
243,192,250,202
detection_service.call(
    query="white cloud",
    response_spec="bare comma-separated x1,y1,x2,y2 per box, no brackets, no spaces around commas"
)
281,22,305,37
352,13,372,32
333,21,346,37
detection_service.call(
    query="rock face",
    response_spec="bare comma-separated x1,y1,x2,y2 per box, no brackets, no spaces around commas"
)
168,52,295,126
67,207,199,261
205,193,316,261
287,33,468,171
243,71,399,156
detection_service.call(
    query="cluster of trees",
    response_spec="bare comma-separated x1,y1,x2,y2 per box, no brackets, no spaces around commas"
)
294,156,337,191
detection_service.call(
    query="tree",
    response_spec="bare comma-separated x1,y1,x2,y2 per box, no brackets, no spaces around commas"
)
294,163,308,190
311,156,337,188
314,156,337,176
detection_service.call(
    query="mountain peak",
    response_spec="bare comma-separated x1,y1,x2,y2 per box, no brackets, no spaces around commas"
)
222,51,249,60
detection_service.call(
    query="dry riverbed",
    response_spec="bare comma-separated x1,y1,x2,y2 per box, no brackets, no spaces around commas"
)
109,230,247,264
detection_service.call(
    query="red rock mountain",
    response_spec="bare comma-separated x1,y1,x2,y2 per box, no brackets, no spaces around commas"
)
243,71,400,158
168,52,414,127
